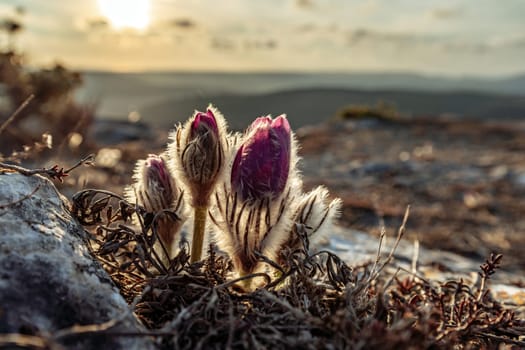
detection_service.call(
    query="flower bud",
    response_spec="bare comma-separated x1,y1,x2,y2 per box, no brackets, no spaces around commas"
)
231,115,291,202
168,105,229,263
125,154,186,261
211,115,301,289
286,186,342,253
192,108,218,138
131,154,178,212
169,106,227,207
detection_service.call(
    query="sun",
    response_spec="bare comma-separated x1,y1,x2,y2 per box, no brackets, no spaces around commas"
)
97,0,150,31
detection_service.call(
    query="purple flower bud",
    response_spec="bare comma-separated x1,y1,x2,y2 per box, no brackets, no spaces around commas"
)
143,154,172,199
179,108,224,206
126,154,186,261
135,154,175,212
168,105,229,262
231,115,291,202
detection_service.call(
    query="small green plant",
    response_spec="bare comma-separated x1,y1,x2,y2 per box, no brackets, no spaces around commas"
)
336,101,402,122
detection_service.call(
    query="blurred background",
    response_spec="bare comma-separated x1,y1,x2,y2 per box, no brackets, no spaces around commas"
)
1,1,524,271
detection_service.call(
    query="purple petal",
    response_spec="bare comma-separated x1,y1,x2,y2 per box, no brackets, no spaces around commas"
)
145,154,170,188
231,115,291,201
271,115,290,135
191,109,218,138
248,116,272,132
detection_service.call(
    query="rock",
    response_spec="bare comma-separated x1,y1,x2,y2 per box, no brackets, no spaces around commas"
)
512,171,525,188
348,161,418,178
0,173,155,350
91,119,154,145
325,225,525,312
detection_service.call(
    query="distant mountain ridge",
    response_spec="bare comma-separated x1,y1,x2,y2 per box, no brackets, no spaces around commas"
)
138,87,525,129
80,70,525,96
76,71,525,128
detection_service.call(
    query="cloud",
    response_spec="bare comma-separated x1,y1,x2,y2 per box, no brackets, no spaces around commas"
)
295,22,340,35
296,23,316,33
86,18,109,31
294,0,315,10
442,34,525,54
243,39,277,50
347,28,434,46
73,17,109,33
429,7,463,20
347,27,525,55
488,34,525,49
442,41,489,54
169,18,196,30
211,36,236,51
210,36,278,52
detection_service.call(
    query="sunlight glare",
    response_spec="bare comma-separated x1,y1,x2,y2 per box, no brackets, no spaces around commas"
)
97,0,150,31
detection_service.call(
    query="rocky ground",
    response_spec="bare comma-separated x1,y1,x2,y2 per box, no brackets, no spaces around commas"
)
298,116,525,275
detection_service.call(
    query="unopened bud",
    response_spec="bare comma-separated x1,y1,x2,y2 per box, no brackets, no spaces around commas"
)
170,106,227,206
211,115,300,290
125,154,186,261
287,186,342,252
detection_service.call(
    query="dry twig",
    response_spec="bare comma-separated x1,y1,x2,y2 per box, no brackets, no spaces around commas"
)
0,153,94,182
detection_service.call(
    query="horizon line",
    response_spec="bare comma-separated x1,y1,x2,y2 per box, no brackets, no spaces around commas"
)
71,68,525,80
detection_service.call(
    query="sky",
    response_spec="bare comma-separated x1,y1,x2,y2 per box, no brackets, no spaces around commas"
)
1,0,525,77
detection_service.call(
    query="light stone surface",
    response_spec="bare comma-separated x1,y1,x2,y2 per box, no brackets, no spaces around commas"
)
0,173,155,349
325,225,525,314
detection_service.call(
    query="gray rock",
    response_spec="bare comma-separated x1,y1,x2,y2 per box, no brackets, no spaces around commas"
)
513,171,525,188
91,119,154,145
325,225,525,312
0,173,155,349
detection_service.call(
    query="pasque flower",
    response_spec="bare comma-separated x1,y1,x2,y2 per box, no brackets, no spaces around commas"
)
125,154,186,262
211,114,301,289
168,106,228,262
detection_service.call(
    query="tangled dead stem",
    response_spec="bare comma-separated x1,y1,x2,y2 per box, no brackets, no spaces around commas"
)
69,188,524,349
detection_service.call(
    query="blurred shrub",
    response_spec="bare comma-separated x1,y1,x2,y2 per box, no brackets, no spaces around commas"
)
336,101,402,122
0,10,95,158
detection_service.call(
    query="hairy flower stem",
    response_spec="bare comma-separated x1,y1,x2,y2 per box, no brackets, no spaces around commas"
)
239,272,251,292
191,205,207,262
